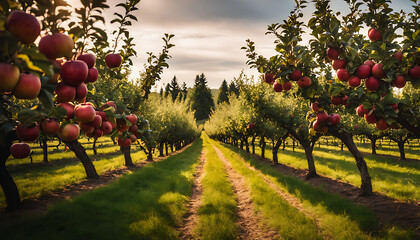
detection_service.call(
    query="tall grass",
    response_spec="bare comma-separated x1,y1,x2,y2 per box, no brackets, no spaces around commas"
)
0,138,203,240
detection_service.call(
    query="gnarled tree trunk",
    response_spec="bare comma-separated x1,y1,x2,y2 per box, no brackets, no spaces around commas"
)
121,146,134,167
251,136,256,155
159,142,164,157
64,140,98,179
42,137,48,162
93,138,98,155
260,136,266,159
370,137,377,155
272,137,282,164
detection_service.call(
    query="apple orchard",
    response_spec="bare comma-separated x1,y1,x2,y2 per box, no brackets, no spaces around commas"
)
0,0,419,227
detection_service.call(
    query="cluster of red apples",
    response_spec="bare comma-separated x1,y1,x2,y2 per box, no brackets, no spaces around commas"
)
310,102,341,133
263,69,311,92
2,10,128,159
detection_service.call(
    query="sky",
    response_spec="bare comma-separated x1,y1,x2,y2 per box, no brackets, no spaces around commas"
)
68,0,413,90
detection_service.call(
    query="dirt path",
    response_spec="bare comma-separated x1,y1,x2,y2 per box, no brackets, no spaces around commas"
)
178,150,206,239
0,144,192,217
248,153,420,236
211,144,280,240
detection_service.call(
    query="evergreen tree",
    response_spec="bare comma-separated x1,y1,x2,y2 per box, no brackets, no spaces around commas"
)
228,81,239,96
190,73,215,120
181,82,188,101
168,75,180,101
159,87,163,98
217,79,229,104
164,84,170,98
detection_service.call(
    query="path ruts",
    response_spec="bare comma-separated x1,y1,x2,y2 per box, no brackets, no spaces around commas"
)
178,150,206,239
211,144,279,240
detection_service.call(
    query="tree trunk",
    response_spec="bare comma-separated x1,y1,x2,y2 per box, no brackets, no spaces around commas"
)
261,136,266,159
93,138,97,155
302,141,317,178
397,141,406,160
240,140,243,150
292,139,295,152
64,140,98,179
341,142,344,151
272,138,282,164
251,136,255,155
283,140,286,151
165,143,168,156
245,138,250,153
121,146,134,167
0,130,21,210
42,138,48,163
147,151,153,161
370,138,377,155
170,144,174,153
159,142,164,157
331,131,372,195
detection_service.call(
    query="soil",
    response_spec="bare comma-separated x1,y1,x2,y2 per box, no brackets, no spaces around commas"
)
212,144,280,240
0,144,192,217
249,152,420,237
178,150,206,239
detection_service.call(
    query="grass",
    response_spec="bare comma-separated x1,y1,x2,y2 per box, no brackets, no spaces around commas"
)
256,140,420,201
195,134,238,240
218,141,414,239
0,137,203,240
208,136,323,240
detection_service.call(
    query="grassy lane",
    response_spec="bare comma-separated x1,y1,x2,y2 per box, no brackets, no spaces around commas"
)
0,138,202,240
221,142,413,239
207,137,323,240
255,143,419,201
194,134,238,239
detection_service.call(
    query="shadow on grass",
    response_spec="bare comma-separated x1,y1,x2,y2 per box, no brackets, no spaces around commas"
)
0,138,203,240
221,143,380,233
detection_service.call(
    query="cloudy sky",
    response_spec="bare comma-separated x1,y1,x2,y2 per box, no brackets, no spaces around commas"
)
69,0,413,90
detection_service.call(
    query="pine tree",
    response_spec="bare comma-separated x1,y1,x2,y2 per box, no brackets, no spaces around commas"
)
217,79,229,104
190,73,215,120
164,84,170,98
228,81,239,96
181,82,188,101
159,87,163,98
168,76,180,101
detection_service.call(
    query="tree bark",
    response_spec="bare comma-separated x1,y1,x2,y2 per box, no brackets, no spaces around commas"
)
165,143,168,156
292,139,295,152
64,140,98,179
397,141,406,160
159,142,164,157
0,130,21,210
147,151,153,161
370,138,377,155
240,140,243,150
272,137,282,164
245,137,250,153
331,131,372,195
121,146,134,167
251,136,255,155
42,138,48,162
93,138,97,155
261,136,266,159
302,141,317,178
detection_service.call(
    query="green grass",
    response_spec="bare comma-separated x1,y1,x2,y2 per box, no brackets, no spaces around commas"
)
195,134,238,240
0,137,203,240
219,141,414,239
257,140,420,201
208,137,322,240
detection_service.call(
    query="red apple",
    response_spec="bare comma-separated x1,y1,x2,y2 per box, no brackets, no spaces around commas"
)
91,115,102,128
117,119,129,132
75,83,88,102
356,65,371,79
41,118,60,135
16,123,40,142
93,129,103,138
264,73,275,84
6,11,40,44
283,81,292,91
96,111,107,121
58,123,80,141
365,76,380,91
126,114,137,125
58,102,74,120
332,59,346,70
392,103,399,111
85,67,98,83
372,63,386,79
103,101,117,112
348,76,361,88
337,69,350,82
101,121,113,135
129,134,137,143
376,119,388,130
55,81,76,103
342,96,349,105
80,122,95,134
327,47,340,60
289,70,302,81
129,124,138,133
105,53,122,68
327,113,341,125
365,112,377,124
313,120,322,131
331,96,342,105
12,73,41,99
77,53,96,68
74,103,96,123
409,65,420,79
392,75,406,88
0,63,20,92
39,33,74,59
60,60,89,86
316,111,329,123
108,118,117,129
248,123,255,130
368,28,382,42
117,137,131,147
85,131,94,138
312,102,320,112
10,143,31,159
393,51,403,62
273,81,283,92
364,60,375,68
356,105,369,117
297,77,311,88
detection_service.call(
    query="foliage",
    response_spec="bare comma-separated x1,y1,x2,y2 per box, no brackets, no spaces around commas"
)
190,73,215,121
217,79,229,104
